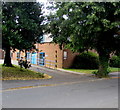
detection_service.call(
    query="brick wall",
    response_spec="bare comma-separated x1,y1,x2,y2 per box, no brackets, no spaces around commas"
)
11,50,25,60
36,43,63,68
11,43,79,69
63,49,79,68
0,49,4,59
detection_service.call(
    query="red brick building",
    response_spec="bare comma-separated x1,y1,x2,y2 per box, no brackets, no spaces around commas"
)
0,49,5,59
10,34,79,69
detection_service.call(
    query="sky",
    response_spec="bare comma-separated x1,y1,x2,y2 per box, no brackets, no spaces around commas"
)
36,0,48,3
36,0,68,20
36,0,53,15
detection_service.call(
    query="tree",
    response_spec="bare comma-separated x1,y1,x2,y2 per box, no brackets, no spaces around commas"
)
2,2,44,66
46,2,120,77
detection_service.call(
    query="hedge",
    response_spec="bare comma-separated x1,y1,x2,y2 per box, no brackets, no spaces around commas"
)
72,51,99,69
109,55,120,68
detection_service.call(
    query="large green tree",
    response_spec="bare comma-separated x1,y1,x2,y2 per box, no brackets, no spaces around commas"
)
46,2,120,77
2,2,44,66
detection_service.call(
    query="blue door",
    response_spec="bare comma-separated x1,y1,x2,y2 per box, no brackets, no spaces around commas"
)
31,52,37,64
39,52,45,66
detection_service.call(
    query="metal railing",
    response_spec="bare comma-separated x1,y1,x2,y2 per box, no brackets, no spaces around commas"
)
45,59,57,68
36,58,57,69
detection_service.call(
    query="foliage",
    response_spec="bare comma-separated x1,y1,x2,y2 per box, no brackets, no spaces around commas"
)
46,2,120,77
72,51,99,69
46,2,120,53
2,2,44,50
2,2,44,66
92,68,111,77
109,55,120,68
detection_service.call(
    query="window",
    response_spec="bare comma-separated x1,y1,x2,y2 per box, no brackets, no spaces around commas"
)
16,52,20,59
39,52,45,59
39,52,45,66
63,51,67,59
11,52,13,58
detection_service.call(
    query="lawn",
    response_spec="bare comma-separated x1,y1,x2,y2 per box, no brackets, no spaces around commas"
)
0,65,52,80
64,67,120,74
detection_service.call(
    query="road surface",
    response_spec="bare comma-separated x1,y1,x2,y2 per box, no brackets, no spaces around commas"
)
1,59,119,108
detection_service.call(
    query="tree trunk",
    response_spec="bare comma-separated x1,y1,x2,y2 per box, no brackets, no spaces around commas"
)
25,50,27,60
97,52,109,78
4,46,12,66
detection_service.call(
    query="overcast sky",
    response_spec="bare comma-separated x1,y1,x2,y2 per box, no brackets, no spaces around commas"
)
36,0,48,3
36,0,56,16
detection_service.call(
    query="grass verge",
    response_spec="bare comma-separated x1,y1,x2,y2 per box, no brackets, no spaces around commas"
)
64,67,120,74
0,65,52,80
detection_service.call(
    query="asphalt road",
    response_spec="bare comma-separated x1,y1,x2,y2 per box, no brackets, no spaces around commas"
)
2,60,97,90
2,78,118,108
1,59,119,108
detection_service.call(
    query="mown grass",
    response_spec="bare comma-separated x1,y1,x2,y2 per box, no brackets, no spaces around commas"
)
0,64,51,80
64,67,120,74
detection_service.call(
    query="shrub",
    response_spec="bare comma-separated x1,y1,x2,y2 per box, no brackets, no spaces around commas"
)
92,67,111,76
72,51,99,69
109,55,120,68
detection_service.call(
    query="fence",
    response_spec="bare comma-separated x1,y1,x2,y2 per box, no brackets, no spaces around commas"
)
37,58,57,69
45,59,57,69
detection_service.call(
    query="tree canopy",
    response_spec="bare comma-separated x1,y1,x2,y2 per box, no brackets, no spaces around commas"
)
2,2,44,66
46,2,120,77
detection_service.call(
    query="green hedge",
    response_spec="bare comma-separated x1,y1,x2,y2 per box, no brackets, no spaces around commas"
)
109,55,120,68
72,51,99,69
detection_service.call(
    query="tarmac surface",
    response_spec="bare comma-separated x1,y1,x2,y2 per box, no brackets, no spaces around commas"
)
2,77,119,108
1,60,98,90
1,59,119,90
0,59,119,108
